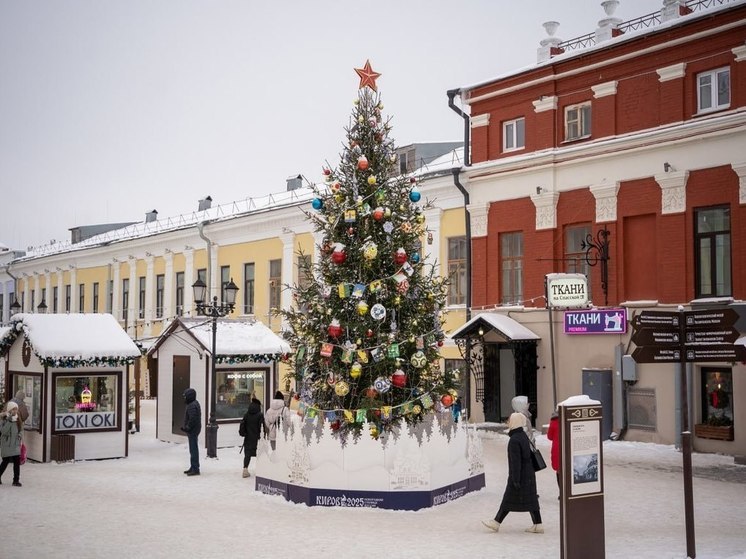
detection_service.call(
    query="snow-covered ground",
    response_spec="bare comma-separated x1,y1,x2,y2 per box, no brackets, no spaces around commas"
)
6,399,745,559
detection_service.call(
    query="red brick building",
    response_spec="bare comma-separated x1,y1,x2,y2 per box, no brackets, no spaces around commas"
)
450,0,746,455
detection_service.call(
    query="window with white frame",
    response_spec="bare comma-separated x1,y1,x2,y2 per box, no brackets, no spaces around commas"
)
447,237,467,306
502,117,525,152
697,67,730,114
500,232,523,304
269,259,282,310
565,102,591,141
155,274,164,318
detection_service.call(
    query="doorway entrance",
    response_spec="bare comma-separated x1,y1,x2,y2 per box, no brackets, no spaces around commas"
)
172,355,190,435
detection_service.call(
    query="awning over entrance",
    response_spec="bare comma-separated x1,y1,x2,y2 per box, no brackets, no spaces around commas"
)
450,312,540,343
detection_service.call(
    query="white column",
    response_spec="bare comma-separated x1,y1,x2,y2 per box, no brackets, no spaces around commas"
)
590,181,621,223
164,250,174,322
69,267,78,313
144,254,155,337
184,248,195,317
655,171,689,215
43,270,51,308
128,257,137,331
280,232,295,330
33,273,41,311
56,268,64,313
112,260,121,322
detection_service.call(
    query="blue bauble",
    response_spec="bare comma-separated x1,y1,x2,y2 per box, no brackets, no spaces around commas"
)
312,198,323,210
409,189,421,203
412,252,421,263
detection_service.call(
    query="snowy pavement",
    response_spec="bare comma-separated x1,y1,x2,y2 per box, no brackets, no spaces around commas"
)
5,399,746,559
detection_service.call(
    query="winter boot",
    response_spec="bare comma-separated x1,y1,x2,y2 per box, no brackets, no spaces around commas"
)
242,468,250,478
12,481,22,487
525,524,544,533
482,519,500,532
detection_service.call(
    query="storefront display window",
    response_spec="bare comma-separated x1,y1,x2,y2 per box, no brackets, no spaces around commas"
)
11,374,42,431
216,369,266,420
54,373,120,432
702,368,733,426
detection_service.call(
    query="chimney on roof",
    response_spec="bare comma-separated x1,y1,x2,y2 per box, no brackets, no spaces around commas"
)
286,174,303,191
660,0,692,23
198,196,213,211
537,21,564,63
595,0,624,43
145,209,158,223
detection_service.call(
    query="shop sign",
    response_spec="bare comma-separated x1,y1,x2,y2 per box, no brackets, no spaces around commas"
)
227,372,264,380
564,308,627,334
55,411,117,431
546,273,588,308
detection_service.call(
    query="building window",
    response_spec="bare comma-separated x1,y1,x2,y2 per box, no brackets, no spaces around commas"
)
197,268,207,283
0,294,3,322
697,67,730,114
65,285,71,312
175,272,184,316
78,284,85,313
502,117,525,152
297,255,312,293
500,232,523,304
11,374,42,430
447,237,467,306
138,277,146,319
565,102,591,141
565,224,591,297
41,288,47,308
269,259,282,310
31,290,35,311
156,274,165,318
122,278,129,321
92,283,99,313
53,286,58,314
243,263,255,314
220,265,231,302
701,368,733,427
444,359,466,401
53,373,120,433
695,206,731,298
399,152,408,175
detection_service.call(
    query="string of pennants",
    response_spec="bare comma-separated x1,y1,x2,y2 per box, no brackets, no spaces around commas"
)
296,390,437,423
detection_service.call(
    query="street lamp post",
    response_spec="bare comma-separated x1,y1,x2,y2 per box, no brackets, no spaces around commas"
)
192,277,239,458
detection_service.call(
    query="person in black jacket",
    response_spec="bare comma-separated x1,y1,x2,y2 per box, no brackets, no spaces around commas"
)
181,388,202,476
241,398,266,478
482,412,543,533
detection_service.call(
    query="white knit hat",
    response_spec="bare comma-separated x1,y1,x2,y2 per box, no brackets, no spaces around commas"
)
5,401,18,413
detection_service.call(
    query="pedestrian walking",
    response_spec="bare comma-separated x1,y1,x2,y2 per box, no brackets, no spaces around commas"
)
482,412,543,534
0,401,24,487
10,390,29,424
180,388,201,476
264,391,289,451
240,397,266,478
546,408,561,496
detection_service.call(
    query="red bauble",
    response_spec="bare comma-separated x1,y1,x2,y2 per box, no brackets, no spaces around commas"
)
366,329,374,338
372,207,384,221
391,370,407,388
441,394,454,407
437,340,444,347
365,387,379,399
394,248,407,265
332,249,347,264
323,168,331,176
357,156,369,171
330,420,341,431
328,322,342,338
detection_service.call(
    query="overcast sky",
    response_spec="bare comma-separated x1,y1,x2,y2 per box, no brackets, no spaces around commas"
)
0,0,662,251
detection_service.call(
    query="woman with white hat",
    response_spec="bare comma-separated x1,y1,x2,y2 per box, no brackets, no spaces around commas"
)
0,400,24,486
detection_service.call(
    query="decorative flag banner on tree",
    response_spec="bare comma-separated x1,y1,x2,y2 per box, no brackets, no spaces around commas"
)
278,61,460,439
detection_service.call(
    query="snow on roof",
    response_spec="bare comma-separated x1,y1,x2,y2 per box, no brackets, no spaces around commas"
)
176,318,291,356
560,394,601,407
12,313,141,365
449,312,540,341
412,147,465,177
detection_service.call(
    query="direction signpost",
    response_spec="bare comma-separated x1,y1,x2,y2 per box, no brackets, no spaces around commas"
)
630,306,745,559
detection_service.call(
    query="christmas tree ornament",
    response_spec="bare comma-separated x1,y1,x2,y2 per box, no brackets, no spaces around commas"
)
323,167,332,177
409,188,421,203
347,227,355,236
335,381,350,397
391,369,407,388
394,248,407,265
384,207,392,218
365,386,379,399
357,155,369,170
370,424,379,439
374,376,391,393
362,240,378,260
358,115,364,124
327,372,337,386
427,231,434,245
366,328,374,338
400,222,412,233
350,362,362,379
396,279,410,294
354,59,381,91
345,209,357,223
393,295,401,305
331,243,347,264
328,319,343,338
372,207,384,221
411,252,421,264
370,303,386,321
356,301,369,316
383,222,394,234
410,351,427,368
334,193,344,203
441,394,454,407
367,175,377,186
312,198,323,210
412,404,422,415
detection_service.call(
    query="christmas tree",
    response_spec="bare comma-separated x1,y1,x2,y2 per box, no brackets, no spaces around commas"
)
280,61,459,438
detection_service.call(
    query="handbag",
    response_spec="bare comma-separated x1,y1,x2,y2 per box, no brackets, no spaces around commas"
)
20,441,27,465
529,441,546,472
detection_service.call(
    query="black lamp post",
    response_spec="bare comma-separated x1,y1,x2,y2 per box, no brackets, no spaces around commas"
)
581,229,611,306
10,297,21,316
192,277,239,458
37,300,48,314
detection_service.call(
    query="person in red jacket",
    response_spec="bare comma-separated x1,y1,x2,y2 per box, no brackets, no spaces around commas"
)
546,409,560,497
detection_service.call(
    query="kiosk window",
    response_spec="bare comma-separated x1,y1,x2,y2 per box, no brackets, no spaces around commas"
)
216,369,267,420
11,374,42,431
54,374,120,432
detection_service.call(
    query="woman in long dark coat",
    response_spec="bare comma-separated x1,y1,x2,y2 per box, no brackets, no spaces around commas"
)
241,398,266,478
483,412,543,533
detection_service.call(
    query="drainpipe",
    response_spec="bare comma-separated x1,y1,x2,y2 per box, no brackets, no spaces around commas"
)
447,89,470,166
197,222,213,299
4,264,18,321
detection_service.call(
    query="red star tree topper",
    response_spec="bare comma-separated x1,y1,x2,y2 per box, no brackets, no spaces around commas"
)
355,59,381,91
